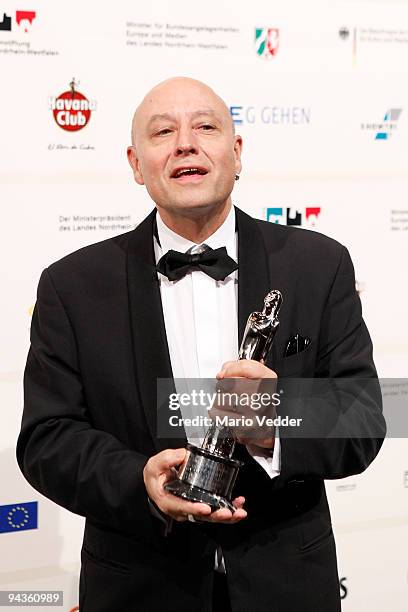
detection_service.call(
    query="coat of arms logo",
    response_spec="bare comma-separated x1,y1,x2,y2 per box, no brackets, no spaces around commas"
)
255,28,280,58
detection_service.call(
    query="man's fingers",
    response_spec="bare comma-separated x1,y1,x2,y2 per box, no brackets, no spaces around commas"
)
156,448,186,470
157,493,213,522
163,494,247,523
196,496,247,523
216,359,277,380
172,500,212,518
145,448,186,482
200,506,247,524
208,508,233,521
232,496,246,509
228,508,247,523
156,492,247,523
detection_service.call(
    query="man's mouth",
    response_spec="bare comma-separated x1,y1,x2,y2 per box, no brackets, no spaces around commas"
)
170,166,208,181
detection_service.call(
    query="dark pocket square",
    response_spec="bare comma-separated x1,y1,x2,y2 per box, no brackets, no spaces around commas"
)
284,334,311,357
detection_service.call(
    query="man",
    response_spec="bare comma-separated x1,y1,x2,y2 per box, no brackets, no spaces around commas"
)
17,77,385,612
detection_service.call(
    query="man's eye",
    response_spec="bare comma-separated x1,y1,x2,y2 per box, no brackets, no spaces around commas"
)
155,128,172,136
199,124,215,131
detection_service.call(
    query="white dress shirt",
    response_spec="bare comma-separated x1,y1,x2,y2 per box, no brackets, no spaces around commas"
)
154,206,280,478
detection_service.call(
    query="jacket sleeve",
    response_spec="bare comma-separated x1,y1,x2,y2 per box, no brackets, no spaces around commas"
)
17,268,156,537
276,245,386,486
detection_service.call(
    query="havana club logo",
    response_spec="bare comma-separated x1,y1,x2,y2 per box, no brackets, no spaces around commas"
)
49,78,96,132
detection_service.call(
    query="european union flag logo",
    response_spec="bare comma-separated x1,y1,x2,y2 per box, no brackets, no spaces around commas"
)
0,502,38,534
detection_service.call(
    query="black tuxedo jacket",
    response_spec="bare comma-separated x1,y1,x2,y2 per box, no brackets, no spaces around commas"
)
17,207,385,612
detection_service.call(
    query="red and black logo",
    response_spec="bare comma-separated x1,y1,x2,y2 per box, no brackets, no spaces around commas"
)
49,78,96,132
0,11,36,32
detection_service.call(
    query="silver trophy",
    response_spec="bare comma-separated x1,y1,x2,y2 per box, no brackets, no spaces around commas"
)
164,290,283,511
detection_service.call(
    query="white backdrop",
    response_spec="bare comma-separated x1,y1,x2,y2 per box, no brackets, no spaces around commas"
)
1,0,407,610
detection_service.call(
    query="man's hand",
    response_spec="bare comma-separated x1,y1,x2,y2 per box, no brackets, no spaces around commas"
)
216,359,277,382
216,359,278,450
143,448,247,523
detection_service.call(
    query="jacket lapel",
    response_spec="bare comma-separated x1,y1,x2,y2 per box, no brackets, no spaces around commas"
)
235,206,277,369
126,209,186,452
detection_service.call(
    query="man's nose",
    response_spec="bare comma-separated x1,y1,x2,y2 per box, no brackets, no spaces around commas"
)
174,129,198,156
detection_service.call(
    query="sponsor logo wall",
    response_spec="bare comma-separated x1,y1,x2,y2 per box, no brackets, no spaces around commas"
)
1,1,407,610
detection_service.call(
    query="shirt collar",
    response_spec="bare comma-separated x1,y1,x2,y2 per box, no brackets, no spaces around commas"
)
155,205,237,261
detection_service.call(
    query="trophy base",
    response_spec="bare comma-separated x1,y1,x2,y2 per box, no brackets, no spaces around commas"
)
164,479,235,513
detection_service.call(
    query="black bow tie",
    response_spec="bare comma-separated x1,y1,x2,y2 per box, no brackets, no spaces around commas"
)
156,245,238,282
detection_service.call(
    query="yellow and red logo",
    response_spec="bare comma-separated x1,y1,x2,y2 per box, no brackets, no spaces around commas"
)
49,78,96,132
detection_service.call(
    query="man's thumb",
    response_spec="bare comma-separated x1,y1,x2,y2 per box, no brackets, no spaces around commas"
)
158,447,186,470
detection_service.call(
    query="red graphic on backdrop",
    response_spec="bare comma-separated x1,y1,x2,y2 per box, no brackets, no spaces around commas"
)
50,79,96,132
305,207,321,227
266,28,280,56
305,207,321,219
16,11,36,32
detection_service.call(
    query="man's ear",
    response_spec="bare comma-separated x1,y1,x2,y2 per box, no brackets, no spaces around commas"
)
127,146,145,185
234,135,243,176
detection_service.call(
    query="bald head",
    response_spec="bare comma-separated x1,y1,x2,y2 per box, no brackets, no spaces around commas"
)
126,75,242,229
130,77,234,146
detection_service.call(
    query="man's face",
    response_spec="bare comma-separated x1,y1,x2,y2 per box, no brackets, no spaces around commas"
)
127,79,242,217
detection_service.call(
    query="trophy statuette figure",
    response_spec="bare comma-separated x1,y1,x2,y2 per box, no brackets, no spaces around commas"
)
164,290,283,512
